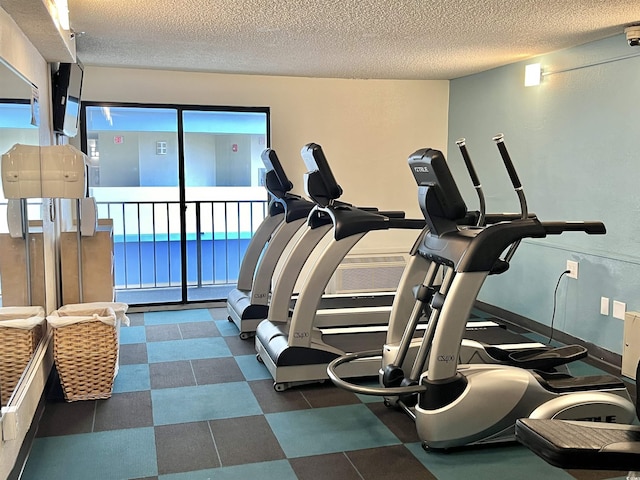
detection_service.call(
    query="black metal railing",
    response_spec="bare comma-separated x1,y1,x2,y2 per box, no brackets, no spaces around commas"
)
96,199,268,291
0,198,268,303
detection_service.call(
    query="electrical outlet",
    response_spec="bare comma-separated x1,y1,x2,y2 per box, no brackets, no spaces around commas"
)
566,260,578,279
600,297,610,316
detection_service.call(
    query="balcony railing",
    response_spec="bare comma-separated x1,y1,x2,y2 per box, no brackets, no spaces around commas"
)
97,199,268,297
0,199,269,305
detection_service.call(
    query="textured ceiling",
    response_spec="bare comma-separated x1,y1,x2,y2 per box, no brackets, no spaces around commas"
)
58,1,640,79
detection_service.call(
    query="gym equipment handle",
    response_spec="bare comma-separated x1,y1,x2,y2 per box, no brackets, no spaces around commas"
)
455,138,481,187
542,221,606,235
493,133,522,190
456,138,486,227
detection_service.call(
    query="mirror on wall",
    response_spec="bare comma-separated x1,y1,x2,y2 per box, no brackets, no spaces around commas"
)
0,57,46,408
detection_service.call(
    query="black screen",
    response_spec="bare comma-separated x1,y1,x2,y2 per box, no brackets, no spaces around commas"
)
52,60,84,137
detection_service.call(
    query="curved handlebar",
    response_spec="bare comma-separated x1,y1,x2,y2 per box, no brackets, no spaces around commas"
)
327,351,427,397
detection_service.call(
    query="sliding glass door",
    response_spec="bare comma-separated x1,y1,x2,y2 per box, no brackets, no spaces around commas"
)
182,109,269,302
82,103,269,306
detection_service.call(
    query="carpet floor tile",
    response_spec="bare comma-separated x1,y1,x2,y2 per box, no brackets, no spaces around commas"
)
22,427,158,480
209,415,286,466
151,382,262,425
149,360,197,389
20,306,634,480
146,337,231,363
265,404,401,458
154,421,219,475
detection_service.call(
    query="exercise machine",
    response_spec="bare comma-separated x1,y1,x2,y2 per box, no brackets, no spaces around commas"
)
228,149,402,338
259,142,550,391
255,143,425,391
227,149,315,338
328,136,636,449
515,361,640,472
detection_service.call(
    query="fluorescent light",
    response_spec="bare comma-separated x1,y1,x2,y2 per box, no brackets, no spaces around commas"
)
524,63,542,87
54,0,70,31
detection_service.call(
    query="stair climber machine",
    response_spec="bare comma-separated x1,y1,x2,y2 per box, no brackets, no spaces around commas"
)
228,149,402,339
327,135,636,449
255,143,426,391
227,149,315,339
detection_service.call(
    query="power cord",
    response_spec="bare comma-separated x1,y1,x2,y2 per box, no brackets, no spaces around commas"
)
549,269,570,345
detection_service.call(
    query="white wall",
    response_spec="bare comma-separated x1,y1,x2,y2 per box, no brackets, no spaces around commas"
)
83,67,450,253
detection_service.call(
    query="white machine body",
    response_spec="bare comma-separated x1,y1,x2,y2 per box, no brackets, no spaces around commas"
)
414,364,636,449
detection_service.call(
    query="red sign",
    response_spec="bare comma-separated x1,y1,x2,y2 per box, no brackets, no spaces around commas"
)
114,135,124,144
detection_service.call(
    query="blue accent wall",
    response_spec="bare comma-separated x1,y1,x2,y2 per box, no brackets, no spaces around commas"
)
448,34,640,355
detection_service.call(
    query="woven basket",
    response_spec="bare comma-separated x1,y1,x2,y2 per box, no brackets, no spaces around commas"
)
0,324,42,406
53,320,118,402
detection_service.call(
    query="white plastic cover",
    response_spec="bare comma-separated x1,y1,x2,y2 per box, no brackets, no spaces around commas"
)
40,145,87,199
0,306,46,329
1,144,88,199
56,301,130,326
1,144,42,199
6,199,23,238
47,306,117,328
80,197,98,236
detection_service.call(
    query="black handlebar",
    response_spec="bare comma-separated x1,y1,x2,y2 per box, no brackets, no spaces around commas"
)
542,221,606,235
493,134,523,190
455,139,481,187
484,212,536,223
456,138,486,227
388,218,426,230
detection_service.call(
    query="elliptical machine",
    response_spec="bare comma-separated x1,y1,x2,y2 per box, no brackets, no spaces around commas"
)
328,135,636,449
381,138,559,378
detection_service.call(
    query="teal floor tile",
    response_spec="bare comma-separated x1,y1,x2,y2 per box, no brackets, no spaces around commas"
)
21,427,157,480
152,382,262,425
120,325,146,344
208,307,230,321
406,442,575,480
113,363,151,393
144,309,214,325
235,354,271,380
147,337,231,363
159,459,298,480
350,378,386,404
355,393,385,404
215,318,241,337
266,404,400,458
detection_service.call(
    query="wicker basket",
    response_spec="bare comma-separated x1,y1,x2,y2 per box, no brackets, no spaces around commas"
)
0,324,43,406
50,308,118,402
